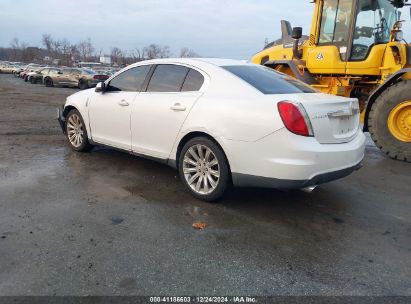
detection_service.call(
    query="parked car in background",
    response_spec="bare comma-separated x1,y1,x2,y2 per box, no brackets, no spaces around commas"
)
20,64,42,80
12,65,25,77
28,67,62,84
44,68,109,89
0,63,18,74
24,66,45,82
57,58,365,201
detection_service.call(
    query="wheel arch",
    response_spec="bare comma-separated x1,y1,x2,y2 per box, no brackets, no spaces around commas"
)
62,105,78,118
173,131,232,174
43,76,53,85
363,68,411,131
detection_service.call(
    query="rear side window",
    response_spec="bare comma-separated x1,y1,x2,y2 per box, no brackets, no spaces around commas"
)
71,69,81,75
147,65,189,92
181,69,204,92
108,65,151,92
222,65,316,94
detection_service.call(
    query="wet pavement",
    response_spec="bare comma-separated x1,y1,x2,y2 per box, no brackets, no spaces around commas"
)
0,74,410,295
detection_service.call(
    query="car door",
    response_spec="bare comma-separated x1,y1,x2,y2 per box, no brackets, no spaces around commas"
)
88,65,152,151
54,69,70,85
131,64,205,158
68,69,81,86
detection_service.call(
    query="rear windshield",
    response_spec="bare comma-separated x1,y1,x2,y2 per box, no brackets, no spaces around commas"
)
222,65,316,94
81,69,96,75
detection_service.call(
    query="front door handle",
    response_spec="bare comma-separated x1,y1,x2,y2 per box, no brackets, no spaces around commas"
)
118,100,130,107
170,102,186,111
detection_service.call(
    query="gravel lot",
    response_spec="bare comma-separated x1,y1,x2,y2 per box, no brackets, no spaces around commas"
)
0,74,410,296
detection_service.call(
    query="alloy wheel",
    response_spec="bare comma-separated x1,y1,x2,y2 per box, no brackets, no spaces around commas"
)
67,114,84,148
183,144,220,195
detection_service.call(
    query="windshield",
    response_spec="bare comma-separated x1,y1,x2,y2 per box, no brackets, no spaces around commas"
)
222,65,316,94
351,0,399,60
319,0,354,45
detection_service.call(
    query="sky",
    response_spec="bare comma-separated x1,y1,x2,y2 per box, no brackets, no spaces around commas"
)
0,0,410,60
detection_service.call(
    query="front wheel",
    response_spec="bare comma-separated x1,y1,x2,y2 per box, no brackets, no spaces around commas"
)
30,77,37,84
178,137,230,202
368,80,411,162
44,77,53,87
65,109,93,152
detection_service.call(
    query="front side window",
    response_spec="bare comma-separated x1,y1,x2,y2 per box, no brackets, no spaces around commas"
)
222,65,316,94
147,65,189,92
351,0,399,60
49,69,60,75
107,65,151,92
319,0,353,45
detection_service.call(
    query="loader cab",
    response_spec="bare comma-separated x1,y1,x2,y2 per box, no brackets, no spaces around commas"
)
307,0,402,75
317,0,353,59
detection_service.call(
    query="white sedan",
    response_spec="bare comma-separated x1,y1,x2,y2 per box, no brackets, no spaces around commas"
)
58,58,365,201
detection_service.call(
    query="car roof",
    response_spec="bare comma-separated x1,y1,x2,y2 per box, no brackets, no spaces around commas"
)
135,58,250,68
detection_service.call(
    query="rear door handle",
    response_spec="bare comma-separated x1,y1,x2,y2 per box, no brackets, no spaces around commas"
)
118,100,130,107
170,102,186,111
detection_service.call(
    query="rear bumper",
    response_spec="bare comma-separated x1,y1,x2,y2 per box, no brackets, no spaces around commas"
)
225,128,366,189
57,108,66,134
233,161,362,189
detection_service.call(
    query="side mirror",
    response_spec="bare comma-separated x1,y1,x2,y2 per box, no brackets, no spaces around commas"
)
291,27,303,59
95,82,106,93
57,71,63,74
292,27,303,40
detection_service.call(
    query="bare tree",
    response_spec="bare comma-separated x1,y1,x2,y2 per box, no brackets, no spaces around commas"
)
180,47,199,58
59,39,73,65
77,38,95,61
143,44,171,59
130,48,145,62
42,34,53,55
9,38,20,61
110,47,123,65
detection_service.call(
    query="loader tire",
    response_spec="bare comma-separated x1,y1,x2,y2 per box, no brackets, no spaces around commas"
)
368,80,411,162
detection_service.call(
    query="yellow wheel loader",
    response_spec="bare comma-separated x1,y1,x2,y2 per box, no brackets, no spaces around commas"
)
252,0,411,162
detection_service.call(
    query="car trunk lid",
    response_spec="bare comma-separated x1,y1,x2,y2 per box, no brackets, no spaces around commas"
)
275,93,360,144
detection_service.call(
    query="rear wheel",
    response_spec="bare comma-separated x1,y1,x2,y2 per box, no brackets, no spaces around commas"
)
178,137,230,202
30,77,37,84
78,79,89,90
44,77,53,87
368,80,411,162
65,109,93,152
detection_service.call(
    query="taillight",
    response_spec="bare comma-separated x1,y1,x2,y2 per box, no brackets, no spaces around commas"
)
93,75,108,80
277,101,313,137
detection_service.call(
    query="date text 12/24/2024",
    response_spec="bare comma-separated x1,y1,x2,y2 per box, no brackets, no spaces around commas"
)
149,296,257,303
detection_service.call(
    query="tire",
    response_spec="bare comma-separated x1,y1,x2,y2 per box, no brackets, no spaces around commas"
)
65,109,93,152
78,79,89,90
368,80,411,162
24,76,29,82
44,77,54,87
178,137,231,202
30,77,37,84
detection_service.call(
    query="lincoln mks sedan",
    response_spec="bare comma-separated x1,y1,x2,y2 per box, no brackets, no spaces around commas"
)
58,58,365,201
